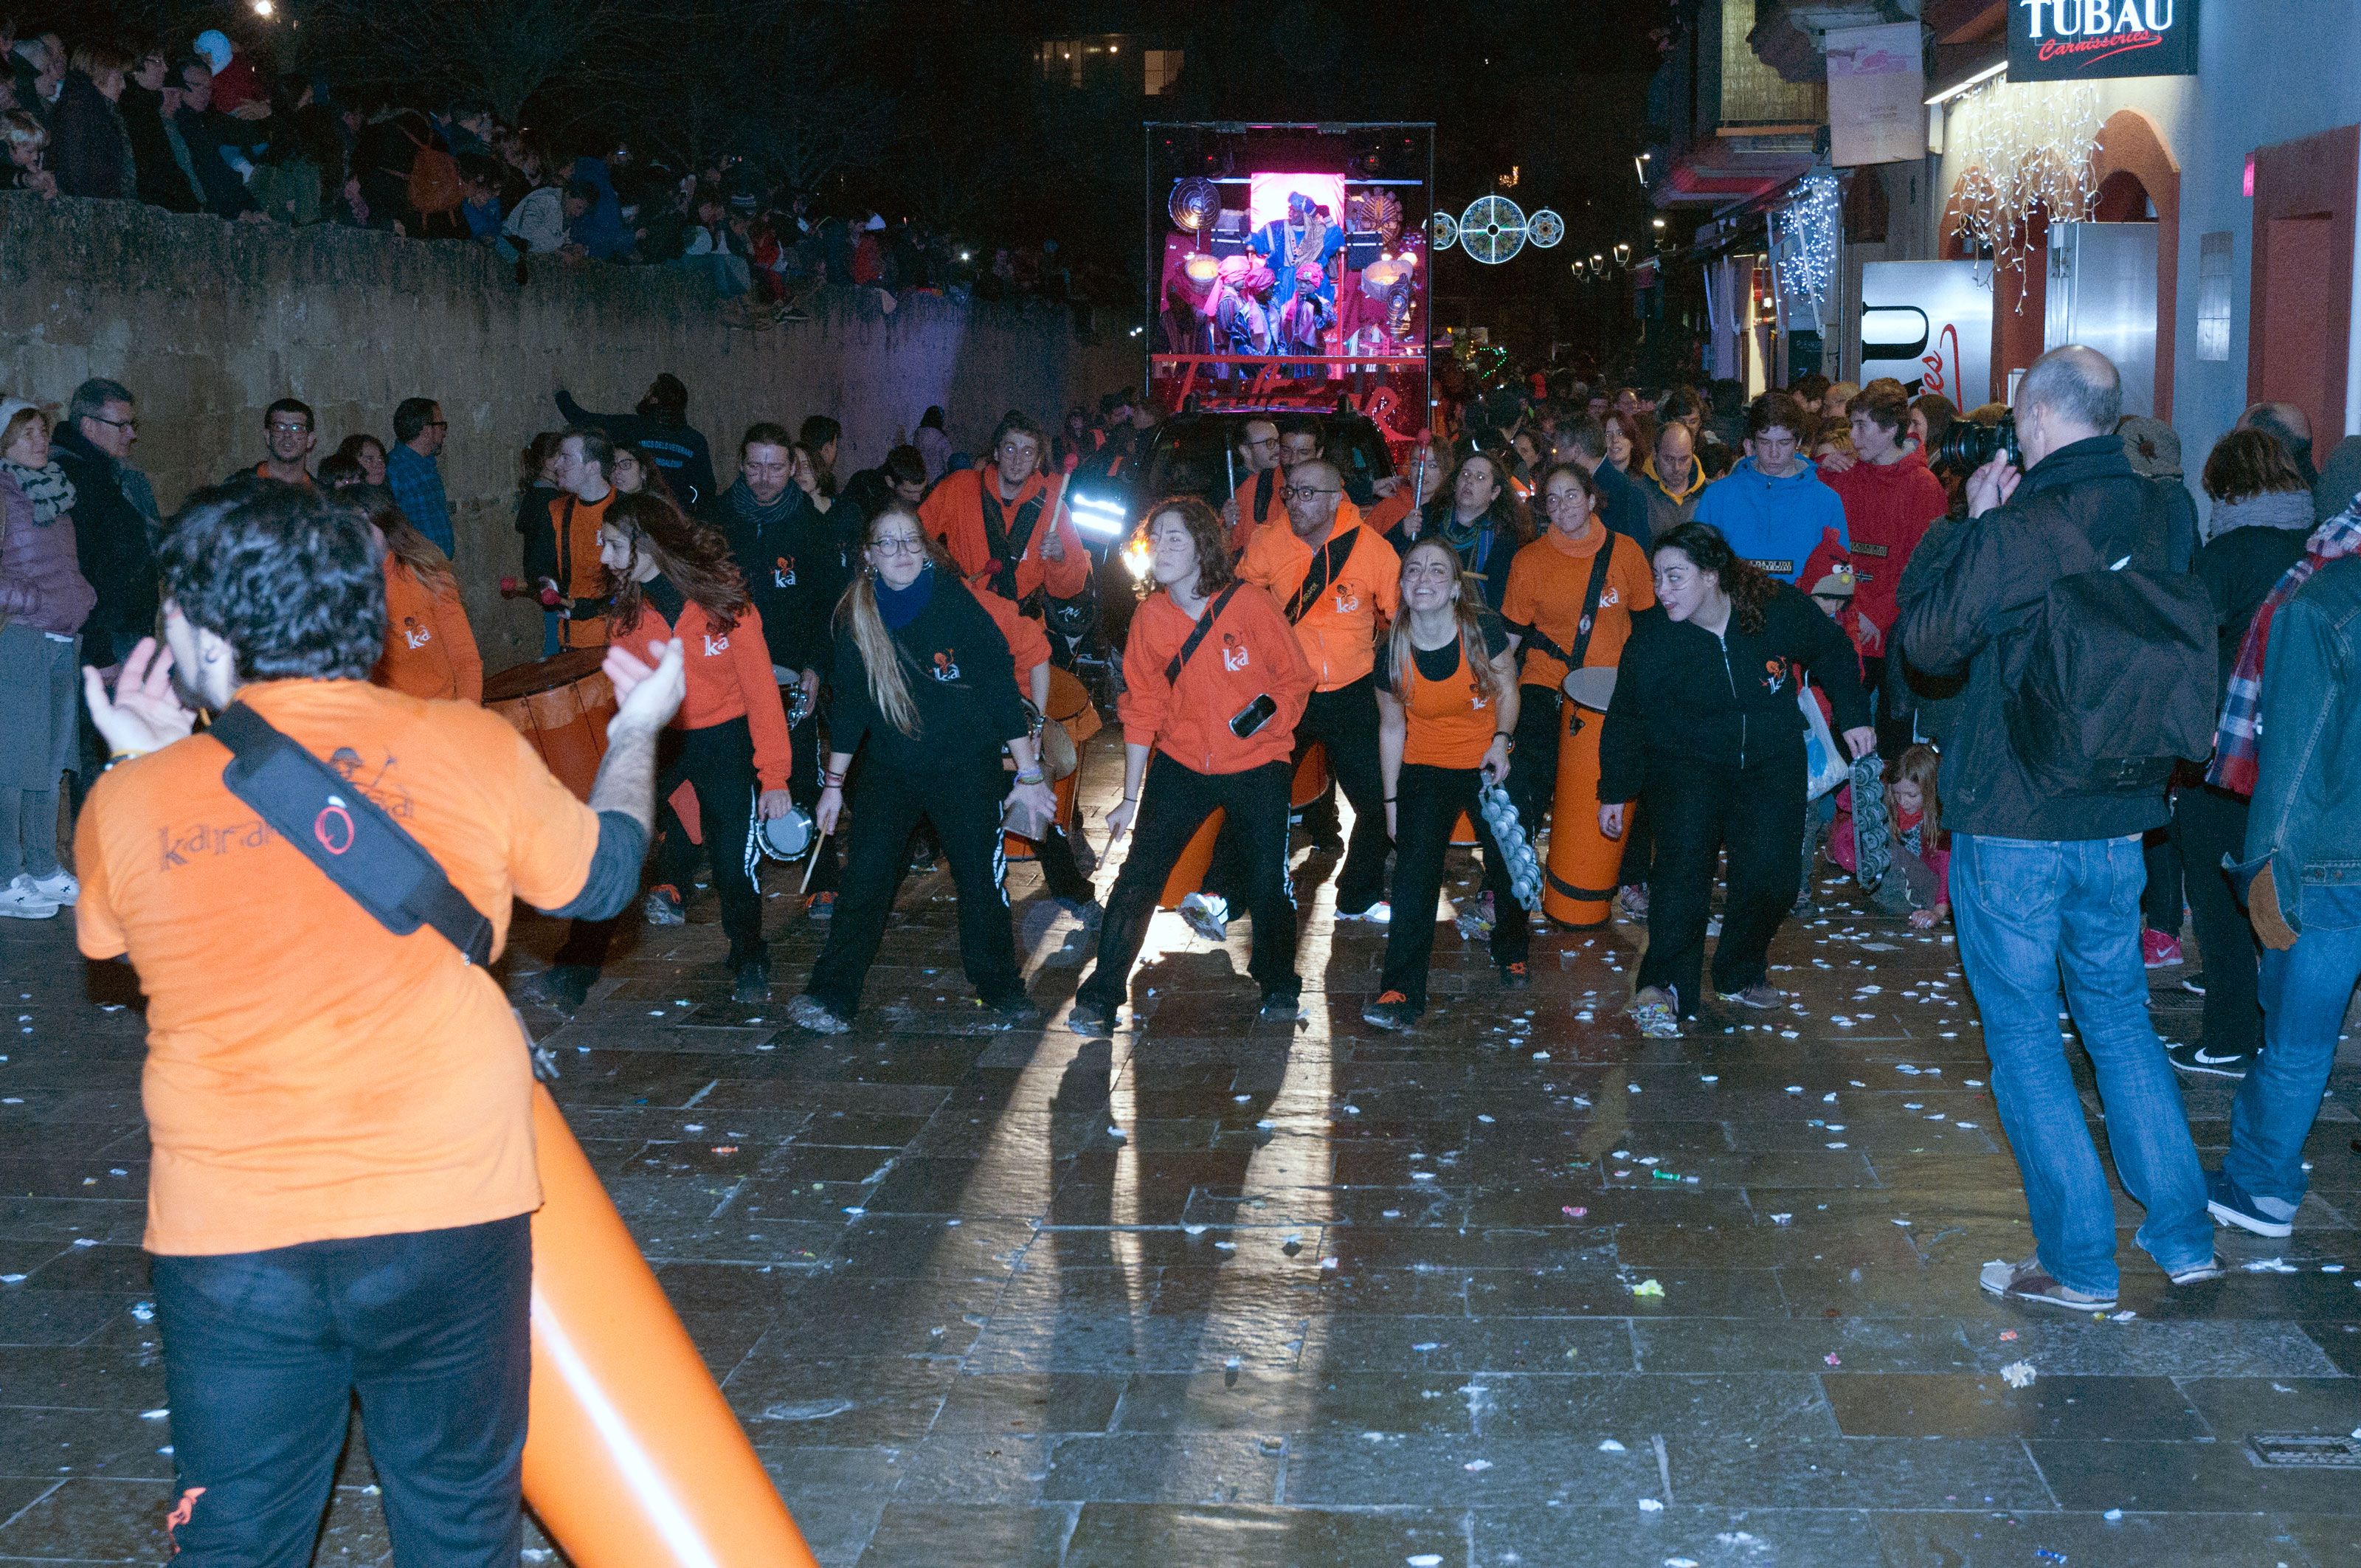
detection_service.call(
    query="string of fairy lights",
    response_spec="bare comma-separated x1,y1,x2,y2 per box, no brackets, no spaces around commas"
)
1946,75,2106,305
1769,171,1839,312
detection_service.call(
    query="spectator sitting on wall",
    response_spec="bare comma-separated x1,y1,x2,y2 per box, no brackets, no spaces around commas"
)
51,44,134,201
117,48,196,212
190,29,263,117
503,176,566,256
559,158,635,262
171,59,259,221
1,109,54,197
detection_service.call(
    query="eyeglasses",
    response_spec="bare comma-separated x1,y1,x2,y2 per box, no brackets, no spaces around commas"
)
1279,486,1340,501
89,415,137,432
268,422,311,435
870,536,927,556
426,419,448,429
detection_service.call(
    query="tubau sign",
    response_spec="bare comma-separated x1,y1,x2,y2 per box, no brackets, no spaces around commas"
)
2008,0,2199,80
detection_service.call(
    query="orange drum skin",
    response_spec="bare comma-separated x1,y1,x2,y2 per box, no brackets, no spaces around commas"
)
1542,700,1623,928
484,652,618,804
522,1084,820,1568
1451,811,1478,849
1290,744,1328,809
1157,809,1228,908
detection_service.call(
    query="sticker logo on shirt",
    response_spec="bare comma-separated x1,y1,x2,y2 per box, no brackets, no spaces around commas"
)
1761,657,1792,695
400,617,432,651
1332,588,1360,614
703,632,731,657
931,649,962,682
1600,587,1621,608
773,556,796,588
1221,633,1250,672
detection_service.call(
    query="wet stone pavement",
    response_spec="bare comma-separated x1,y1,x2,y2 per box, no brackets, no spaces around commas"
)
3,742,2360,1567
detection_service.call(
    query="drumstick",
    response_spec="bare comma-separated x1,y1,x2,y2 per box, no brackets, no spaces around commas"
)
800,829,829,893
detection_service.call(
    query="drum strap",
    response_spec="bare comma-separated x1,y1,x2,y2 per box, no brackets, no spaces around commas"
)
1285,534,1355,623
977,483,1047,602
1564,543,1616,670
1164,584,1242,685
210,703,495,966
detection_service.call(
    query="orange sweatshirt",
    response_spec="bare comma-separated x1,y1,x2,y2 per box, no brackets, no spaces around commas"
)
614,596,794,791
919,464,1090,602
1225,466,1285,556
972,577,1051,686
1237,502,1400,691
374,559,484,703
1119,583,1314,774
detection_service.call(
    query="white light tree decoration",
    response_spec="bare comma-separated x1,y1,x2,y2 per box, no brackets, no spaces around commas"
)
1946,76,2106,310
1770,173,1839,317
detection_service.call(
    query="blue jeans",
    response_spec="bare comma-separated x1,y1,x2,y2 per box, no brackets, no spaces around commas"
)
1949,834,2213,1294
2224,880,2361,1214
150,1216,532,1567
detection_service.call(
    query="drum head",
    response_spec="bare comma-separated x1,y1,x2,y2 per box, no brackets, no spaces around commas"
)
1563,666,1617,711
1039,718,1079,782
755,807,815,862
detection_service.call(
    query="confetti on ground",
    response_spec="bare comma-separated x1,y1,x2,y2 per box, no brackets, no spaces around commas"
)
2000,1360,2038,1389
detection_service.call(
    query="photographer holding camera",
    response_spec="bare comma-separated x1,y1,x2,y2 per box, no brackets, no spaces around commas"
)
1896,345,2221,1312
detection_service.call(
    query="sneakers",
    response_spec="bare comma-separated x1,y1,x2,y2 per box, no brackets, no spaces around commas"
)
2179,970,2207,996
2140,928,2184,968
807,891,836,922
2206,1170,2295,1239
1338,900,1393,925
1626,986,1681,1039
1065,996,1117,1035
2167,1039,2253,1080
1719,984,1787,1010
1178,892,1229,942
25,868,76,906
1499,961,1531,991
2167,1255,2225,1285
536,964,595,1012
1616,884,1650,922
0,874,60,919
732,957,770,1004
788,994,851,1035
643,884,686,926
986,992,1046,1026
1257,991,1302,1021
1361,990,1419,1031
1978,1256,2117,1312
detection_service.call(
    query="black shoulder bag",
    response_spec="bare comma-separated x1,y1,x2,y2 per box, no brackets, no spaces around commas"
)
1164,584,1243,684
209,703,494,966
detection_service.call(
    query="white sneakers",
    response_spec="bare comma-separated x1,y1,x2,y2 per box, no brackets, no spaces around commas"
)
27,869,76,905
0,873,63,919
1178,893,1229,942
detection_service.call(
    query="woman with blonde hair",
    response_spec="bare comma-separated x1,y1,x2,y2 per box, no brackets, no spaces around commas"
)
342,485,483,704
791,505,1057,1033
1363,536,1528,1029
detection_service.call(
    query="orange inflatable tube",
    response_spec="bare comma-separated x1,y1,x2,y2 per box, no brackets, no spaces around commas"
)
523,1084,819,1568
1541,700,1624,928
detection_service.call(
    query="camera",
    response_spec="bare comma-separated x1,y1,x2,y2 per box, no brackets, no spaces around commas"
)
1934,410,2021,472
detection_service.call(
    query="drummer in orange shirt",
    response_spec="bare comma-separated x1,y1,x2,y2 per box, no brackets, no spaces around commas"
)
342,486,484,704
918,411,1089,609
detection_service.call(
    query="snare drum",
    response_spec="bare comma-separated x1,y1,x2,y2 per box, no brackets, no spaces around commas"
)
483,650,618,802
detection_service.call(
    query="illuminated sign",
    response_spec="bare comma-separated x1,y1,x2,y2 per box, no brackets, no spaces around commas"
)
2008,0,2199,80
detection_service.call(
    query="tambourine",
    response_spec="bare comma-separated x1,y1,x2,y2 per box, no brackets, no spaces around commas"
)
1561,666,1618,713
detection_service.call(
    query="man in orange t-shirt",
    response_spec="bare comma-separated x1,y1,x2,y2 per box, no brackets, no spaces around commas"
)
75,483,685,1564
918,411,1088,608
525,428,620,649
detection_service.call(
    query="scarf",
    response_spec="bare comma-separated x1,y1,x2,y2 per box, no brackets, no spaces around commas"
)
0,458,75,524
2204,488,2312,542
2207,497,2361,795
727,476,798,534
877,564,934,630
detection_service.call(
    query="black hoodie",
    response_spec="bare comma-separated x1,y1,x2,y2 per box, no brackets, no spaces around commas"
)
717,480,846,676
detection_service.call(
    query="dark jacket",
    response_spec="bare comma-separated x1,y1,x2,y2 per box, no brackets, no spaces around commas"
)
552,391,718,510
2195,509,2309,704
1588,458,1653,548
1895,434,2182,841
1599,581,1870,802
717,483,846,675
1394,499,1518,612
2236,554,2361,936
51,71,135,201
828,568,1029,771
118,83,198,212
173,101,257,218
49,425,157,666
515,480,561,582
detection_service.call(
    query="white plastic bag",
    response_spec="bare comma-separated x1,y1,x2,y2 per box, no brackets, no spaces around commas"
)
1800,688,1849,801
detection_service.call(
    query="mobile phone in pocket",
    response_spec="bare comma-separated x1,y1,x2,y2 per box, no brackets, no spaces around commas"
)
1229,693,1278,739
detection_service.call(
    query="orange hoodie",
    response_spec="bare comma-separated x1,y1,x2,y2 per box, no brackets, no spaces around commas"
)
374,559,484,703
1119,582,1314,774
971,577,1051,686
613,597,794,791
919,464,1090,603
1237,502,1400,691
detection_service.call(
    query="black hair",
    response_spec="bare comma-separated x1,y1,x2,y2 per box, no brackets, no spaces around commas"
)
799,414,842,451
392,397,439,444
637,372,688,423
159,481,384,681
740,421,792,457
1652,521,1774,637
882,444,926,487
1275,412,1324,447
919,406,945,431
264,397,314,432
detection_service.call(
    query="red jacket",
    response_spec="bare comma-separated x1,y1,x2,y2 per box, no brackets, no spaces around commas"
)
1119,583,1314,774
1820,452,1946,635
919,464,1090,603
614,597,794,791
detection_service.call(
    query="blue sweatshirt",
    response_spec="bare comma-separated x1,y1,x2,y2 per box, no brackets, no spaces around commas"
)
1693,456,1849,584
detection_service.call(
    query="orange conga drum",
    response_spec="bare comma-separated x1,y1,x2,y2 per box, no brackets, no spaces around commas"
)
1157,807,1228,909
484,650,618,803
1004,667,1102,861
1291,742,1329,809
1451,812,1479,848
1542,668,1624,928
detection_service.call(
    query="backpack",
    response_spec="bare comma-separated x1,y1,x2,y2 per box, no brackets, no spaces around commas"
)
2002,488,2216,796
403,129,465,216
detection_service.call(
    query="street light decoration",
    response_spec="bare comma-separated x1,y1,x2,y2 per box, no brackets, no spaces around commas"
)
1457,194,1527,265
1169,177,1222,235
1526,209,1564,249
1429,210,1459,251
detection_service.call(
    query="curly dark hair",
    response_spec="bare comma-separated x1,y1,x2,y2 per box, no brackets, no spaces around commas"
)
1652,521,1774,636
1141,494,1237,597
159,480,385,682
604,491,751,635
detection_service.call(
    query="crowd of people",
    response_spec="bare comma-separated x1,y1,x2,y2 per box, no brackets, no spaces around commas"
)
0,21,1107,317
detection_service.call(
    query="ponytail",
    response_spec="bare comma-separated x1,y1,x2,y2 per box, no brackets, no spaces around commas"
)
834,505,955,739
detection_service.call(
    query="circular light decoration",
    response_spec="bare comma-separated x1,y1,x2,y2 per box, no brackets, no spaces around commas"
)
1527,209,1565,249
1457,195,1527,264
1182,252,1220,286
1429,211,1459,251
1169,177,1221,235
1347,188,1403,238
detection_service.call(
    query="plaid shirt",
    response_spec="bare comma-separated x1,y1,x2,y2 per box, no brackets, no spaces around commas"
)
387,443,454,558
2208,502,2361,796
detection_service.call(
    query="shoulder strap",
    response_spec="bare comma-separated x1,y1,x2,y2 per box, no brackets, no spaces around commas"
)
210,703,494,967
1285,533,1355,623
1564,541,1619,669
1164,584,1242,685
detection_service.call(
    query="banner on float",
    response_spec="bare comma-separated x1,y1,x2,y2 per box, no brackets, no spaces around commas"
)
1825,22,1926,167
2008,0,2199,81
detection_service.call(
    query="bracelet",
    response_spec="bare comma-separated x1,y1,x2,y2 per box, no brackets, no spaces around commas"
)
819,772,845,789
1122,794,1139,803
1384,795,1397,804
1015,770,1045,785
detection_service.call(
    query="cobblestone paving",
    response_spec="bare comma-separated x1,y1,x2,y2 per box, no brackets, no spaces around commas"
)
3,743,2358,1566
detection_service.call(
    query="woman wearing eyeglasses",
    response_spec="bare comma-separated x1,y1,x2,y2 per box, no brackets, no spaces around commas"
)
1067,497,1314,1033
1363,537,1528,1030
789,507,1057,1034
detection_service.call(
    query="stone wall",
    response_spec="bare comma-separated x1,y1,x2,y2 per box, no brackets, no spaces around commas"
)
1,194,1137,666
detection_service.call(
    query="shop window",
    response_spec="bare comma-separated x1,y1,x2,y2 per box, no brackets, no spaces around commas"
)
2196,230,2233,363
1144,49,1183,96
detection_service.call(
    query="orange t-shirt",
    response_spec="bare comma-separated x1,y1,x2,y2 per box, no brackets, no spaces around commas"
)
1381,615,1513,770
1237,505,1400,691
1499,525,1656,691
972,577,1052,686
74,680,602,1256
1363,486,1417,540
375,559,484,703
1119,582,1316,774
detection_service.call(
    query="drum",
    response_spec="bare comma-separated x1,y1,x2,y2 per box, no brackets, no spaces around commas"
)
1451,811,1479,849
1158,807,1228,909
1291,742,1329,809
1541,675,1625,928
1006,669,1100,862
484,650,617,803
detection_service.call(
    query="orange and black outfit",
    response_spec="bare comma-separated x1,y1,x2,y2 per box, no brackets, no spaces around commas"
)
1376,613,1527,1011
1498,523,1654,832
972,575,1094,906
1231,502,1400,912
1225,466,1285,556
919,463,1090,607
522,489,615,649
373,557,484,703
1074,581,1316,1014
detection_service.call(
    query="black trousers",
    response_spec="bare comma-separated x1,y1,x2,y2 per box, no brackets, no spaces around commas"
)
1077,756,1297,1008
787,693,840,895
2142,826,2184,936
557,718,763,972
1506,686,1562,840
1382,763,1530,1009
2171,783,2261,1056
1636,752,1806,1013
1218,674,1390,913
806,748,1023,1015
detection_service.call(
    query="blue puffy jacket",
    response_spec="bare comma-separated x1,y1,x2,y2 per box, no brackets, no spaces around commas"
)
1693,456,1848,584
